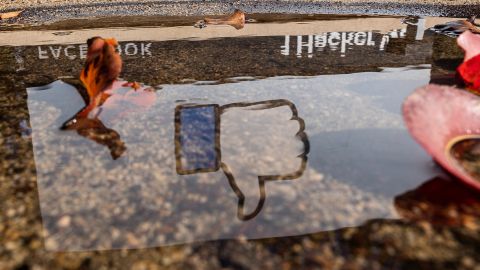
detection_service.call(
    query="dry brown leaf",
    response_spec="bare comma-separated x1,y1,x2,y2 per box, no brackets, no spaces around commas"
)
0,10,23,20
195,9,246,30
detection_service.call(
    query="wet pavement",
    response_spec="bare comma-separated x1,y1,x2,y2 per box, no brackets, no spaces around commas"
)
2,14,480,269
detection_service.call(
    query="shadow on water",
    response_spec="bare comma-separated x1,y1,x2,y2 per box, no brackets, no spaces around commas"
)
2,12,480,269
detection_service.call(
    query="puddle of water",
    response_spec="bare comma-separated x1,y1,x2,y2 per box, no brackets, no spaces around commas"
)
0,14,465,251
27,69,435,251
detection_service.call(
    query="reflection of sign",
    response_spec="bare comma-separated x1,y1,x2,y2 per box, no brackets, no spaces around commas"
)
37,42,152,60
175,100,309,221
281,29,411,58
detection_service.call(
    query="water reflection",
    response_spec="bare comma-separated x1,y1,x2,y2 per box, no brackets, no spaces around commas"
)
175,104,221,174
26,67,435,251
5,14,466,252
63,117,126,159
60,81,156,159
395,176,480,227
175,100,309,220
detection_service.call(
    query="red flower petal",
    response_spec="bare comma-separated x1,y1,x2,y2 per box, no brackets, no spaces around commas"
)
458,54,480,93
457,31,480,92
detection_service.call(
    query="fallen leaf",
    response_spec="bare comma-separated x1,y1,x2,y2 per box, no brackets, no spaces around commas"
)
430,16,480,37
195,9,246,30
71,37,122,119
60,36,156,160
0,10,23,20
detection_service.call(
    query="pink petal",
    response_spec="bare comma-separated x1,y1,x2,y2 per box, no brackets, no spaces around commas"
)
124,87,156,108
458,31,480,61
101,80,156,121
403,84,480,191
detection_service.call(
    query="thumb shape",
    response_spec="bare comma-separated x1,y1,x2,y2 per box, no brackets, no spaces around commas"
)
221,162,265,221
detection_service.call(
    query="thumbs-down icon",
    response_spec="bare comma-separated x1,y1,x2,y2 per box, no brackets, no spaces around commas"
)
175,99,309,220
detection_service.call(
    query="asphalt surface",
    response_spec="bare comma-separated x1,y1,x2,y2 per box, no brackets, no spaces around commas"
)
1,0,480,25
2,5,480,270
